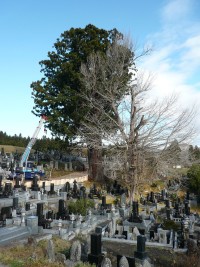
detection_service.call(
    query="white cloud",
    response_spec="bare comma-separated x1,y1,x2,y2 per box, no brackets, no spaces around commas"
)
139,0,200,145
179,35,200,73
161,0,193,23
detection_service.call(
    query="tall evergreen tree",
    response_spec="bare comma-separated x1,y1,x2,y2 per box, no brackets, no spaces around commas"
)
31,24,120,137
31,24,124,180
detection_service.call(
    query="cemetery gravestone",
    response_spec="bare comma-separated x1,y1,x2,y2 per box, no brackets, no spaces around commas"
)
0,176,3,192
88,233,103,266
73,180,78,195
42,182,45,191
65,163,68,171
101,257,112,267
26,216,38,234
49,183,55,195
120,193,126,207
25,202,30,211
4,182,12,196
55,161,58,170
65,182,70,192
37,203,44,226
102,196,106,208
68,161,72,171
50,161,54,169
117,254,135,267
31,176,40,191
70,240,82,262
12,197,18,210
134,235,147,260
47,239,55,262
118,256,129,267
185,202,190,216
57,199,65,219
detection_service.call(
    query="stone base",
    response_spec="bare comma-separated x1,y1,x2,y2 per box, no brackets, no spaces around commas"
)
135,258,152,267
88,253,103,266
134,251,147,260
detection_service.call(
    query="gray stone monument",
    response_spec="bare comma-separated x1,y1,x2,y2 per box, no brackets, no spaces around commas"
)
47,239,55,262
101,257,112,267
55,161,59,170
119,256,129,267
70,240,82,262
65,163,68,171
26,216,38,234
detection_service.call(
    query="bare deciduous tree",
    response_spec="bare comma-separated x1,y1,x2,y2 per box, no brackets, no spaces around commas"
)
79,38,196,201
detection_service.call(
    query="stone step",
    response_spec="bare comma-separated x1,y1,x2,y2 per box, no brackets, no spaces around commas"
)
0,230,30,245
0,226,29,240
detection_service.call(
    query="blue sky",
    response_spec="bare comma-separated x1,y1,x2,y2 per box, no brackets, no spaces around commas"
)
0,0,200,144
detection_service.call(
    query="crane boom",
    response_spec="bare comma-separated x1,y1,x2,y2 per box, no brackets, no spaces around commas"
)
20,116,46,168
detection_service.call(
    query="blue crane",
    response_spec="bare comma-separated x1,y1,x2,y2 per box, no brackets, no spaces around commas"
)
17,115,47,179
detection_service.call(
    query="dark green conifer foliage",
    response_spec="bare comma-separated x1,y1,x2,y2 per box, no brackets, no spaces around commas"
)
31,24,121,140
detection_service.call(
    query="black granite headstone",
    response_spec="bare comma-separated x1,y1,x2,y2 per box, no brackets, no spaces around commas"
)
59,199,65,213
65,182,70,192
91,233,101,255
132,201,139,217
185,202,190,216
25,202,30,211
47,210,54,220
150,230,154,240
122,230,128,240
1,206,12,219
138,229,145,235
57,199,65,219
37,203,44,226
4,182,12,195
166,208,171,220
42,182,45,190
50,183,55,194
88,233,103,266
95,226,103,234
0,175,2,191
129,201,142,223
134,235,147,260
73,180,78,193
13,197,18,209
31,176,40,191
186,190,190,201
175,202,181,218
102,196,106,207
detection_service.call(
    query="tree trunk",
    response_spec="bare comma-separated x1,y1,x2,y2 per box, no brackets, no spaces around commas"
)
129,185,136,204
87,147,103,181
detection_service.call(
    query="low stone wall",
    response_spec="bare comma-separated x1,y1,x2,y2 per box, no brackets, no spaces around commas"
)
102,237,172,248
24,173,88,188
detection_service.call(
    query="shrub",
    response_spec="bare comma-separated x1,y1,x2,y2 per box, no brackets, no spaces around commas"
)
162,219,180,231
68,199,95,216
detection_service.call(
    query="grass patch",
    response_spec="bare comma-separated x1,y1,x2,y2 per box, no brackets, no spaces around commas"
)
0,236,70,267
